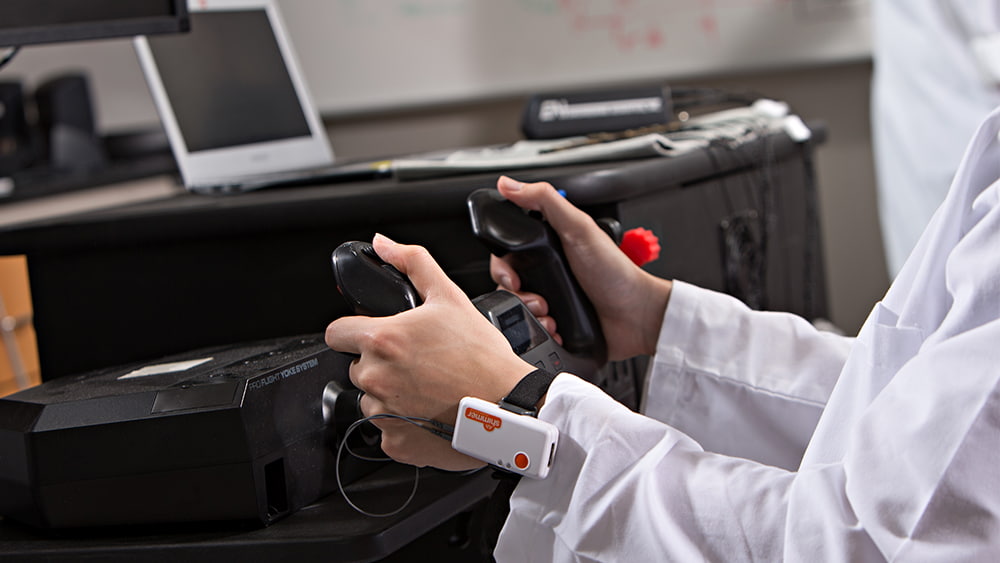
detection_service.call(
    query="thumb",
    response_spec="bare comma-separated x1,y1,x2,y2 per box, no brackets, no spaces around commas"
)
496,176,596,241
371,233,461,304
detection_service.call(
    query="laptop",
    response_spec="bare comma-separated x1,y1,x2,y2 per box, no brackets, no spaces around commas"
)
135,0,378,193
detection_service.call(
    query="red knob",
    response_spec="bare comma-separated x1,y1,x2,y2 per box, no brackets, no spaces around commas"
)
619,227,660,266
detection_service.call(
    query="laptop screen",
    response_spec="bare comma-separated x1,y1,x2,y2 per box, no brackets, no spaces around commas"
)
145,9,311,153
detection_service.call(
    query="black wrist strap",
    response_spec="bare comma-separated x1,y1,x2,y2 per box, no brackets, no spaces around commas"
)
487,367,557,532
498,368,556,417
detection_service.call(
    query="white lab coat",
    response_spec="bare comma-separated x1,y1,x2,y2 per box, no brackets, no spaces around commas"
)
496,107,1000,561
873,0,1000,275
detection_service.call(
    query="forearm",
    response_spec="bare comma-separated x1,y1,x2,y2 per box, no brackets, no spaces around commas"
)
601,270,673,361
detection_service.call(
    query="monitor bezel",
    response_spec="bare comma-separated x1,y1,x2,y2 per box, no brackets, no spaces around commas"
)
133,0,334,190
0,0,190,47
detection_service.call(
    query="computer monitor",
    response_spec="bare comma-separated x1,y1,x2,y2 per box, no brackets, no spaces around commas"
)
0,0,190,47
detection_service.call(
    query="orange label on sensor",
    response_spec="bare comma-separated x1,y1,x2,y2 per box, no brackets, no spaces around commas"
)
465,407,502,432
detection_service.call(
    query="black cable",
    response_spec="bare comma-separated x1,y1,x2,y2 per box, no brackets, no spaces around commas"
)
335,412,467,518
670,86,764,115
706,123,774,311
798,142,822,320
335,415,421,518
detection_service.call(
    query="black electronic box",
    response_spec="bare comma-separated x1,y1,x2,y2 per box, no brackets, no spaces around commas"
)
0,335,363,528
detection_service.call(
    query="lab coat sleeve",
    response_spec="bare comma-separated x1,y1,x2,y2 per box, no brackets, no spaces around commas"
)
495,182,1000,562
496,374,797,562
496,111,1000,562
497,316,1000,562
643,280,853,469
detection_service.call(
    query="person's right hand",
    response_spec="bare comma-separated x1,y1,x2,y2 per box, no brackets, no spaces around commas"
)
489,176,673,361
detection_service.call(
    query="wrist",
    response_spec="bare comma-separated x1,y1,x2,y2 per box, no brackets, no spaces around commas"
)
482,358,537,404
641,276,673,356
498,367,556,417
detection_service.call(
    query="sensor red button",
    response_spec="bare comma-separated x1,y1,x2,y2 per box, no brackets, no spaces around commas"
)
513,452,530,470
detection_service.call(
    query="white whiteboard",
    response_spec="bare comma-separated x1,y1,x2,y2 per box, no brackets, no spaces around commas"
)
2,0,871,129
281,0,872,115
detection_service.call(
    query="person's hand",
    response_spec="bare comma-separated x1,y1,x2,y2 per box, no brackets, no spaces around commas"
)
490,176,673,361
326,234,535,471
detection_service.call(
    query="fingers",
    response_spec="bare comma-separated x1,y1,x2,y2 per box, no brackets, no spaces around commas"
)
357,379,484,471
322,233,527,472
325,315,369,357
380,430,486,471
496,175,597,244
371,233,462,304
490,254,521,292
491,255,551,319
357,391,405,432
326,235,458,356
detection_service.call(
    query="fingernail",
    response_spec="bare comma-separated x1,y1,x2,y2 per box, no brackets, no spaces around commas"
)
498,273,513,289
373,232,396,245
500,175,523,191
523,297,546,317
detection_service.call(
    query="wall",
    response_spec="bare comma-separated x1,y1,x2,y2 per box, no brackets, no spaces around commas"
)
279,0,872,115
1,0,872,127
0,2,887,335
324,61,890,334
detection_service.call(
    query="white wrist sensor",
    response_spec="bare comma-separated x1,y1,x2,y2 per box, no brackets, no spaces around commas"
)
451,396,558,479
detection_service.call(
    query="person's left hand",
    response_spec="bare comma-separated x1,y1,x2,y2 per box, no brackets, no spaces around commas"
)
325,234,535,471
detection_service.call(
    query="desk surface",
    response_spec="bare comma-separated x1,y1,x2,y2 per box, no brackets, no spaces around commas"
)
0,127,810,254
0,464,498,562
0,128,823,381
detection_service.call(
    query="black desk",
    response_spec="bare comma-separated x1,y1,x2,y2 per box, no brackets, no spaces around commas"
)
0,124,827,560
0,465,498,562
0,126,827,382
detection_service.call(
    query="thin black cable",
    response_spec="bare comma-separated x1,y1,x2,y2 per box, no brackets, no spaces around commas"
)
763,133,779,311
670,86,763,114
335,415,421,518
335,413,461,518
706,120,776,310
798,141,822,320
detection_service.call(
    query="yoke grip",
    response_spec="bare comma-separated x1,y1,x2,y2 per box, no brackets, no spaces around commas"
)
466,188,607,365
